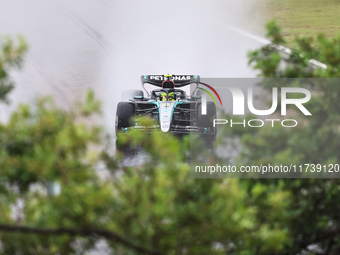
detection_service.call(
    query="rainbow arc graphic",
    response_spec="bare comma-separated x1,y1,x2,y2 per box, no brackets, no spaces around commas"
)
197,83,222,115
197,83,222,106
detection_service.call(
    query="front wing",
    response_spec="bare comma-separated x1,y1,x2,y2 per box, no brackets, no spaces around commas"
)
120,100,216,136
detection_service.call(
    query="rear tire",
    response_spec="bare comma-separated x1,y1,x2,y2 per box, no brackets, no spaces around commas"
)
122,90,144,101
196,89,203,97
198,101,216,137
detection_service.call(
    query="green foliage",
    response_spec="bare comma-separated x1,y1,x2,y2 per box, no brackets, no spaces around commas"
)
76,90,101,116
265,20,285,45
112,128,291,254
0,36,27,103
237,20,340,254
0,92,106,254
248,20,340,78
2,23,340,254
0,91,292,254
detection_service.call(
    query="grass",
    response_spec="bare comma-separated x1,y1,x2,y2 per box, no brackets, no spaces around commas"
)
252,0,340,47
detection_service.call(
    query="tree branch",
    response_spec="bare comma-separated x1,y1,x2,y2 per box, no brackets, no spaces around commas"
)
300,229,340,253
0,224,161,255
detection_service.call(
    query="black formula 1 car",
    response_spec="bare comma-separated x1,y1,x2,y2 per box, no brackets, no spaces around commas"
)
115,74,216,137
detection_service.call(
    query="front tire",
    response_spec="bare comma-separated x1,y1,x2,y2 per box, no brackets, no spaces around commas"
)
115,102,135,131
115,102,137,155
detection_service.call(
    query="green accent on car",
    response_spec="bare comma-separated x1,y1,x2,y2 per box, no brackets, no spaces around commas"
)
151,101,160,116
197,87,217,105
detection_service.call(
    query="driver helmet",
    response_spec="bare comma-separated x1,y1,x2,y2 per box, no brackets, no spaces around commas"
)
160,92,176,101
160,92,167,101
168,92,175,101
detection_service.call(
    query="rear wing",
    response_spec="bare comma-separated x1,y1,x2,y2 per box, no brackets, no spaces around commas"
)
141,75,200,87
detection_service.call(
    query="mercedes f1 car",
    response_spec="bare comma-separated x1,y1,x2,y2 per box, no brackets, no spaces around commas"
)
115,75,216,137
